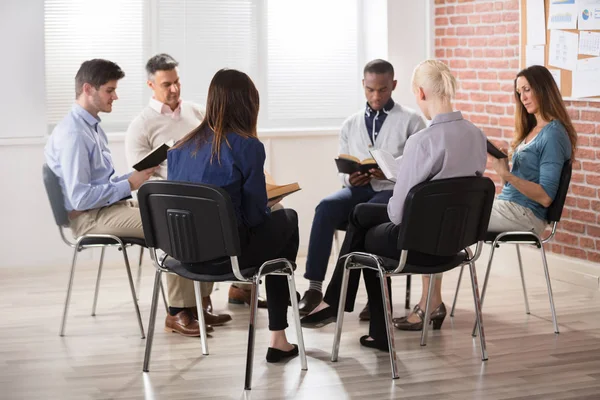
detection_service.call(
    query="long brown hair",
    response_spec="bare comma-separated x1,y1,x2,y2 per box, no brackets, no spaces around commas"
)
175,68,260,162
513,65,577,159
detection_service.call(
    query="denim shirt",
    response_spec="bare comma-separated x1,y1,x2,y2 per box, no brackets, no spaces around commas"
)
167,130,270,228
498,120,571,221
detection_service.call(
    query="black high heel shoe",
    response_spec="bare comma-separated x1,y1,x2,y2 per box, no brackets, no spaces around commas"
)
266,344,299,363
392,303,447,331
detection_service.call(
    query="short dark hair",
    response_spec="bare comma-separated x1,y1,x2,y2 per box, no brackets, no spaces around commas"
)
363,59,394,77
75,59,125,98
146,53,179,79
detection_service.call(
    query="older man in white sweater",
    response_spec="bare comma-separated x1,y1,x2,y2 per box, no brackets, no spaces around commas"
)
125,54,232,331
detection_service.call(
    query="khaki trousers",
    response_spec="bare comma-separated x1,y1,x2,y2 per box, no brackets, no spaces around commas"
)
70,200,212,307
488,199,547,235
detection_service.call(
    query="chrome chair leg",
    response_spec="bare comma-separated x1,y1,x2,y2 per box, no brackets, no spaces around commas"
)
138,246,144,267
194,281,209,355
244,278,260,390
122,246,145,339
420,274,436,346
286,265,307,371
60,246,80,336
405,275,411,310
515,244,531,315
136,247,144,298
143,270,162,372
91,247,106,316
332,258,351,362
469,261,488,361
159,277,169,314
450,265,464,317
540,245,559,334
472,245,495,337
332,230,340,261
380,270,399,379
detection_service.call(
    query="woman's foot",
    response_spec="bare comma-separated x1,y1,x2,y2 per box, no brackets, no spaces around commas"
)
266,344,299,363
393,303,447,331
300,303,336,328
359,335,389,352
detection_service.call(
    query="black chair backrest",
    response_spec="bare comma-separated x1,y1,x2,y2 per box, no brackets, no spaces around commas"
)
43,163,69,227
137,181,241,263
397,176,496,257
546,160,572,223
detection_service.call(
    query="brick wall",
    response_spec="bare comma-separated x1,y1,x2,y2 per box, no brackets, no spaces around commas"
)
434,0,600,263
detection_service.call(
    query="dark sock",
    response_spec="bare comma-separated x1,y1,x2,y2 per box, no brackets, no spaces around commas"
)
169,306,185,316
308,280,323,292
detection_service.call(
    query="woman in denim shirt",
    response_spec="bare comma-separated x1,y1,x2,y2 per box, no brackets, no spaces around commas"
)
168,69,300,363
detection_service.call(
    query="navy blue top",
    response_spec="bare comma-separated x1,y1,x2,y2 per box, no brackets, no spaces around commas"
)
365,97,395,145
497,120,571,221
167,130,270,228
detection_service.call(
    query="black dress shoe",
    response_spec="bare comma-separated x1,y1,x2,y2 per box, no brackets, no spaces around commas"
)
298,289,323,315
266,344,299,363
359,335,389,352
300,307,336,328
359,303,370,321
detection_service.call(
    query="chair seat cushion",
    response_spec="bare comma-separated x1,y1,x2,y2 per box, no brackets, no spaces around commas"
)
485,231,541,245
162,257,297,282
80,236,146,247
347,251,468,275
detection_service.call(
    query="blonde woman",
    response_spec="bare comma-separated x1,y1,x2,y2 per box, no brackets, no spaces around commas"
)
302,60,487,350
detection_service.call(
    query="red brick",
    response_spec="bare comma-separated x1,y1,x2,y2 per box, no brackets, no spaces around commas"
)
573,123,596,134
592,200,600,212
471,93,490,102
504,48,517,57
482,13,502,23
479,71,498,80
447,27,457,36
508,35,520,45
486,105,505,115
571,172,585,183
562,220,585,233
499,117,514,127
457,70,477,79
436,17,449,26
483,127,503,138
504,0,519,10
441,37,459,47
581,110,600,122
491,94,510,103
470,114,490,125
436,28,446,36
487,37,508,47
550,244,563,253
580,237,595,249
587,224,600,237
578,135,590,146
571,101,589,107
435,0,445,4
591,137,600,147
447,49,454,57
476,26,495,36
507,23,520,34
571,184,596,197
494,1,504,11
589,102,600,108
456,3,474,13
510,59,520,69
555,232,579,246
435,49,445,58
450,59,468,69
456,92,469,101
485,48,504,58
468,37,488,47
461,81,480,91
468,59,488,69
582,162,600,173
475,2,493,12
489,59,510,69
435,7,446,15
473,49,485,57
451,15,469,25
474,104,485,113
572,210,597,223
469,15,481,24
499,71,517,81
456,102,474,112
586,175,600,185
563,246,587,259
494,25,507,34
483,82,502,91
577,198,591,209
568,109,580,120
577,148,596,160
588,252,600,263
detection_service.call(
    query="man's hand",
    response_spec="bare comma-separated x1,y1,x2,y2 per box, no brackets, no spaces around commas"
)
368,168,386,180
128,167,158,191
348,171,371,187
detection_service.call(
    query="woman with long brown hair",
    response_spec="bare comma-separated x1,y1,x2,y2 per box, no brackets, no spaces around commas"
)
168,69,300,362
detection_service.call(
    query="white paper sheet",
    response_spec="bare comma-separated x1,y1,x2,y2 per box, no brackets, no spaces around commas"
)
526,45,546,66
548,30,579,71
549,68,562,89
579,31,600,56
527,0,547,45
577,55,600,70
578,0,600,30
572,69,600,98
548,1,578,30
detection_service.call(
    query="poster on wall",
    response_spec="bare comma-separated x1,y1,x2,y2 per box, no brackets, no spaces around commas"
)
548,29,579,70
548,0,578,30
578,0,600,30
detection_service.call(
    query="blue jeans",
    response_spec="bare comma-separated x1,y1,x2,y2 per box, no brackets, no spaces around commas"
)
304,185,393,282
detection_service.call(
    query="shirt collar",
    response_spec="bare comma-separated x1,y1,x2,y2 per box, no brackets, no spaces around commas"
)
72,103,101,127
430,111,463,126
365,98,395,117
149,97,182,119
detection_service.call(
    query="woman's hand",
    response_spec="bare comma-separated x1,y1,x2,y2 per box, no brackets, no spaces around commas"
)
489,155,510,179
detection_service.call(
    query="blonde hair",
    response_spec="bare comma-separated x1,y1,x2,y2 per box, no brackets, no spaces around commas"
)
411,59,456,100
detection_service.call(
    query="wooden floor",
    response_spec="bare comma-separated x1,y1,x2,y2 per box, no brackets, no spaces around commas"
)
2,247,600,400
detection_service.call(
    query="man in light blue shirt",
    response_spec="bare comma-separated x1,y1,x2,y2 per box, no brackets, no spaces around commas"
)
45,59,202,337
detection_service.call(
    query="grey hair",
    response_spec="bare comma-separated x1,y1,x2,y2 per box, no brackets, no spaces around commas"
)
145,53,179,80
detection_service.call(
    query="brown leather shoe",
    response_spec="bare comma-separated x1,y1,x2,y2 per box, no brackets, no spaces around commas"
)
165,309,213,336
189,306,232,327
228,284,268,308
359,303,370,321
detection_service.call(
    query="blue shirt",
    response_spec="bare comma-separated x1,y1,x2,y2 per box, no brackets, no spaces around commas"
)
167,130,270,228
364,97,395,145
498,120,571,221
44,104,132,212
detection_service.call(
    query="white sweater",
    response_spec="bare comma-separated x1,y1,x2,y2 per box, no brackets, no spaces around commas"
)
125,100,205,179
339,103,426,191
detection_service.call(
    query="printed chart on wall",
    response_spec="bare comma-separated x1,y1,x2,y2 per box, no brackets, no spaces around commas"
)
521,0,600,100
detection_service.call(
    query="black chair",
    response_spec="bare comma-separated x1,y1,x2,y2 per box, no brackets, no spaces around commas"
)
331,177,496,379
335,221,412,310
450,160,572,335
137,181,307,390
42,164,147,338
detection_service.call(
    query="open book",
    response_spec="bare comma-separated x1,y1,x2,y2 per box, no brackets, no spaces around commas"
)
335,154,379,175
132,139,175,171
487,140,508,159
369,149,400,182
266,182,301,201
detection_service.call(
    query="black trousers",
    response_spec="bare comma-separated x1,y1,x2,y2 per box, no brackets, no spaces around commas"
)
238,209,299,331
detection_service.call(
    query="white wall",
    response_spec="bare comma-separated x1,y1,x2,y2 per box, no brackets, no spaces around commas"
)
0,0,430,268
